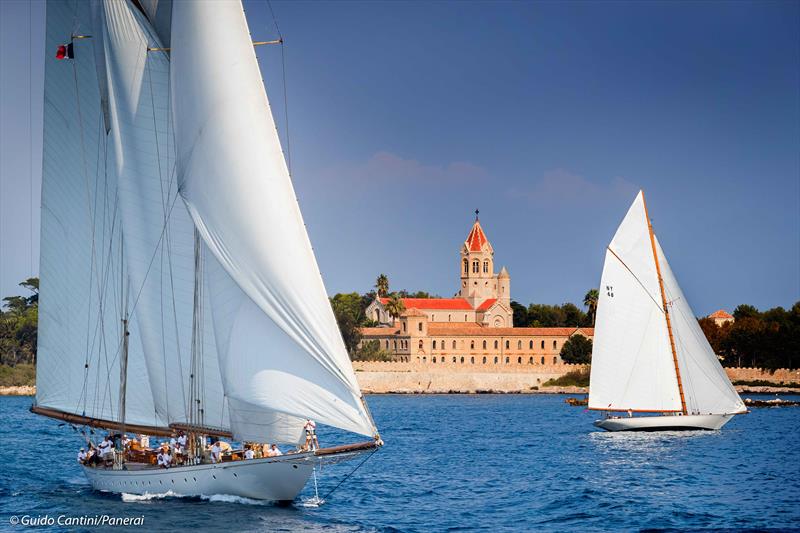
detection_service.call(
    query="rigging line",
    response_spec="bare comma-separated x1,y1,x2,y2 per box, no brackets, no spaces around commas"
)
28,0,33,274
264,0,292,173
321,449,378,502
606,246,664,312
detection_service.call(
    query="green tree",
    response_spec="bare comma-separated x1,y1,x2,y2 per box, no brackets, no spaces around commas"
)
733,304,760,320
384,293,406,321
561,303,587,327
510,301,528,327
583,289,599,326
375,274,389,298
351,340,394,362
560,335,593,364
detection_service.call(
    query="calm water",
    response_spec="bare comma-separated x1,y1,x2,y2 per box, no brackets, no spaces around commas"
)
1,394,799,532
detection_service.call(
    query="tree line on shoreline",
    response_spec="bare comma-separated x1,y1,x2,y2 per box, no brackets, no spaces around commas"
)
1,276,797,373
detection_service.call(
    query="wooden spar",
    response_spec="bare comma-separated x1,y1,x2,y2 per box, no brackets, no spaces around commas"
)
30,405,174,437
168,423,233,439
314,440,380,457
148,39,282,52
641,192,688,416
587,407,683,413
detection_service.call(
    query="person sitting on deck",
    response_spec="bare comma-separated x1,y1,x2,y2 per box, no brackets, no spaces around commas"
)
244,445,255,460
177,431,187,450
98,435,114,465
303,419,319,451
157,449,172,469
266,444,282,457
77,448,87,464
210,441,222,464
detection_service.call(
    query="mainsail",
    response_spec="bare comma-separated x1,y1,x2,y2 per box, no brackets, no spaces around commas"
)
588,191,745,415
36,0,378,444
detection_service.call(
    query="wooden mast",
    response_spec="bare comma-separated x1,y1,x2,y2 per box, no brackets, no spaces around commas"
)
641,192,688,415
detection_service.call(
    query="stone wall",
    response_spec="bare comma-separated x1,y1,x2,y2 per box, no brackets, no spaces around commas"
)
351,361,799,393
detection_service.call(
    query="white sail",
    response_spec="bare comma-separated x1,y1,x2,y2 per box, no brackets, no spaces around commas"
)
169,0,376,441
98,0,228,429
37,0,159,427
655,237,746,415
589,192,682,412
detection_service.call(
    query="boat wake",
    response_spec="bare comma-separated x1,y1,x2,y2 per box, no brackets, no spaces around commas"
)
121,490,266,506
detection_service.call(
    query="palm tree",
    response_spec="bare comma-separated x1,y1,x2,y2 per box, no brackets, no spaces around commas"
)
583,289,599,326
384,293,406,321
375,274,389,298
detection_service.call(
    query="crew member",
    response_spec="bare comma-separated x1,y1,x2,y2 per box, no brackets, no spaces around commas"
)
210,441,222,464
77,448,87,464
303,419,319,451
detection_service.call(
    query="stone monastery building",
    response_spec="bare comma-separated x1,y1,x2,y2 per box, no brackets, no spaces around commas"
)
362,215,593,365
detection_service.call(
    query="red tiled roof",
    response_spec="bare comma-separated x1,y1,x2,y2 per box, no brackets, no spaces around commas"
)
708,309,733,319
379,297,473,310
427,323,594,337
476,298,497,311
465,220,489,252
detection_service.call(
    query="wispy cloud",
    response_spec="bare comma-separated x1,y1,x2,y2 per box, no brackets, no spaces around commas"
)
509,169,637,207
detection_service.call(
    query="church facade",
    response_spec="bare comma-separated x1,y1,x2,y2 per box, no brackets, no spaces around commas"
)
362,216,592,365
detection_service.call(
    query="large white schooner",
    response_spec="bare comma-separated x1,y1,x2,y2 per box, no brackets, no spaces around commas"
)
589,191,747,431
32,0,381,501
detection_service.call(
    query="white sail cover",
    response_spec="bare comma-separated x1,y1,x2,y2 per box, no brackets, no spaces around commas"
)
169,0,376,442
37,0,160,426
589,192,682,412
655,237,746,415
98,0,227,429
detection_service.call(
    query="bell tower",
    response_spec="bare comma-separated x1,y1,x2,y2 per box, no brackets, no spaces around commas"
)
458,210,496,307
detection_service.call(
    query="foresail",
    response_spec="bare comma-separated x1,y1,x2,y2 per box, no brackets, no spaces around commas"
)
589,192,682,412
655,237,746,415
37,0,159,427
169,0,376,441
98,0,228,430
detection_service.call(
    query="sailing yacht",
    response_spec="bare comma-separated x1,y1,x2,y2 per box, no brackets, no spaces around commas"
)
31,0,381,501
588,191,746,431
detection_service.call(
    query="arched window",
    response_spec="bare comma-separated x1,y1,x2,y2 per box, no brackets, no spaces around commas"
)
460,356,465,363
483,261,489,273
441,357,445,364
529,340,533,349
541,356,545,364
482,340,487,349
472,260,479,273
418,322,423,332
393,340,397,350
494,356,498,364
553,356,558,364
517,340,522,350
529,357,533,364
494,340,499,349
505,340,510,349
470,356,475,364
463,259,468,274
385,340,389,349
441,340,445,349
464,314,468,321
517,357,522,364
431,314,435,321
470,340,475,350
541,340,544,349
553,340,557,349
452,340,457,349
433,340,437,349
403,322,407,333
505,357,509,364
423,357,427,363
432,357,436,363
452,357,456,363
418,340,423,349
448,314,451,322
482,356,487,364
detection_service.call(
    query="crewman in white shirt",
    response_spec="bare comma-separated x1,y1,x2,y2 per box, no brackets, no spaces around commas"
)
77,448,87,464
303,419,319,451
244,447,255,460
268,444,282,457
157,450,172,468
139,434,150,449
210,441,222,464
177,432,187,449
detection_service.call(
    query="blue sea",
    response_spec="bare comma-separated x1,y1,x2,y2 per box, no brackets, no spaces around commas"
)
1,394,799,532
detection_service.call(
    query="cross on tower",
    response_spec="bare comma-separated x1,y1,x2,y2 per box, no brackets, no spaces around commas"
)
475,209,479,221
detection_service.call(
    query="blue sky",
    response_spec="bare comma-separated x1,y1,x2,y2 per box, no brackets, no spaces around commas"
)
1,0,798,315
